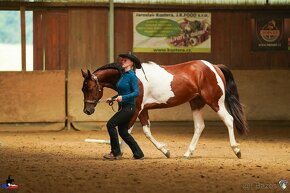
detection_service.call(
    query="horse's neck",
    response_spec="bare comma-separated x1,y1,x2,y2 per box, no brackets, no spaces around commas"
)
95,69,120,90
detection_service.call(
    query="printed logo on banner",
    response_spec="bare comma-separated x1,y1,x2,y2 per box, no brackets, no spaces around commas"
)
279,179,288,190
252,16,288,51
1,175,19,190
259,20,281,42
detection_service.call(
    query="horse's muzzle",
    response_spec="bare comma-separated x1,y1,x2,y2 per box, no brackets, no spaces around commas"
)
83,107,95,115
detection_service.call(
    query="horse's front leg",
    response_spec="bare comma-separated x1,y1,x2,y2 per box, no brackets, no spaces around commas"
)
139,109,170,158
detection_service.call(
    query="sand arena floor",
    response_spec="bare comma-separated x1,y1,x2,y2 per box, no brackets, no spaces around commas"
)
0,122,289,193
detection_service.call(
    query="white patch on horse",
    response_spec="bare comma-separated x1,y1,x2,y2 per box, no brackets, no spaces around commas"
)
201,61,239,154
136,62,175,108
201,60,225,106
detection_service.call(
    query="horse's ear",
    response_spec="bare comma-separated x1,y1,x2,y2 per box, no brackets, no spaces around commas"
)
81,69,87,78
87,70,92,79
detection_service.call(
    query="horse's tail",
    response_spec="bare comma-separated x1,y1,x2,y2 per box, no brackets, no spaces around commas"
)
217,64,248,135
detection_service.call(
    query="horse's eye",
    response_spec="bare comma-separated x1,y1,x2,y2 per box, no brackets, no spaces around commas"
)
82,84,89,91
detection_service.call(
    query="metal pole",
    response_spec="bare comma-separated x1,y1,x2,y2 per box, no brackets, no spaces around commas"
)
108,0,114,63
20,6,26,71
41,13,46,71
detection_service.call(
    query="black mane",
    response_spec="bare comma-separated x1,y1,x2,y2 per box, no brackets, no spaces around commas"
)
94,63,124,75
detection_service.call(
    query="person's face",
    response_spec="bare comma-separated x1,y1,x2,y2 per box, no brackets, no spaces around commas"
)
120,57,134,69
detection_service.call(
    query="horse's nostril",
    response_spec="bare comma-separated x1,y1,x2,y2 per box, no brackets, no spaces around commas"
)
84,109,90,115
84,108,94,115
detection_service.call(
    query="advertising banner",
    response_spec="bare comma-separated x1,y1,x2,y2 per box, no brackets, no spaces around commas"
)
133,12,211,53
252,15,288,51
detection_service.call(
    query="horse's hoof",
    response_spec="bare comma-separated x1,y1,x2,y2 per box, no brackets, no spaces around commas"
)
165,150,170,158
236,151,241,159
183,152,191,159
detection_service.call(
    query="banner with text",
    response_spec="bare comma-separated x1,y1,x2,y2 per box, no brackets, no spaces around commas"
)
133,12,211,53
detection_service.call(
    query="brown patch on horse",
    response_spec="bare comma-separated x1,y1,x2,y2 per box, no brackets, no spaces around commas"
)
129,80,145,127
214,65,226,86
159,61,204,107
144,60,224,112
196,61,223,112
189,95,206,111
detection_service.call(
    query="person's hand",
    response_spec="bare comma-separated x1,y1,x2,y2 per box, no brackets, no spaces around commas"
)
115,96,122,102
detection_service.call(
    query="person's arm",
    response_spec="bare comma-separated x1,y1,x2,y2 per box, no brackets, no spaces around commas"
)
122,74,140,103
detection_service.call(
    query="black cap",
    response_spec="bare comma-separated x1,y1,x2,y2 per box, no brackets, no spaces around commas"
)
118,52,141,69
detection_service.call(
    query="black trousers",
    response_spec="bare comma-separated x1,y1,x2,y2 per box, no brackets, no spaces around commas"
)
106,103,144,158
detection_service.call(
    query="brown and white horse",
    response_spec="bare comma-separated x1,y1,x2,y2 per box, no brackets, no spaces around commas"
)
81,60,248,159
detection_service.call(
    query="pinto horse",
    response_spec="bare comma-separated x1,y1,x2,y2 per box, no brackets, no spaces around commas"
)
81,60,248,159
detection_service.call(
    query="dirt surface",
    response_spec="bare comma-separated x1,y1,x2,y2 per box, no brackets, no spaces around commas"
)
0,122,289,193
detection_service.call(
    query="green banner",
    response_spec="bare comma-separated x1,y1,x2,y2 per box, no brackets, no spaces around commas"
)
133,12,211,53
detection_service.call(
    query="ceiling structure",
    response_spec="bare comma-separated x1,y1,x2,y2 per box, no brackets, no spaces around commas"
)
1,0,290,5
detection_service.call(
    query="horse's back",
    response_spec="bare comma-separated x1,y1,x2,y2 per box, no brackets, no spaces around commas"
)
136,60,214,108
140,60,206,76
139,60,226,110
137,61,203,88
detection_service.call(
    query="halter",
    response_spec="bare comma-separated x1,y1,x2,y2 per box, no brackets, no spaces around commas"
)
83,74,102,105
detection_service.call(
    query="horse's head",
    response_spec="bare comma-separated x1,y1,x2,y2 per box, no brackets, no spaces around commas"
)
81,69,104,115
81,63,123,115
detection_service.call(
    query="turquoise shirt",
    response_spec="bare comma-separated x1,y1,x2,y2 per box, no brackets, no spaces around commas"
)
112,70,140,105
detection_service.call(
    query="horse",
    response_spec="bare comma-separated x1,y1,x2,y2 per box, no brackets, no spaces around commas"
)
81,60,248,159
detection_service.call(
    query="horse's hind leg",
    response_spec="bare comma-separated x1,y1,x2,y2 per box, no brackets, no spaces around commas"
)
139,109,170,158
217,102,241,158
184,97,205,158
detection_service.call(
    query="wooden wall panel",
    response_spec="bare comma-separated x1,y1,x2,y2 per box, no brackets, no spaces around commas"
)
68,8,108,70
114,9,133,61
115,8,290,69
34,7,289,70
211,11,231,65
270,52,290,69
230,12,251,69
33,11,43,70
0,71,65,122
44,11,68,70
33,10,68,70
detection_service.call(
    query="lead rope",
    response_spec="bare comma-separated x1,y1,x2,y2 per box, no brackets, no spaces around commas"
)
108,100,122,113
141,66,148,81
97,100,122,113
